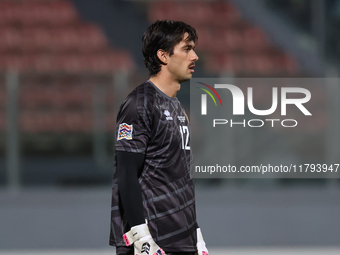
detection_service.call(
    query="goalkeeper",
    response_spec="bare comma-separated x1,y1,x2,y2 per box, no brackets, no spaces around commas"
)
109,20,209,255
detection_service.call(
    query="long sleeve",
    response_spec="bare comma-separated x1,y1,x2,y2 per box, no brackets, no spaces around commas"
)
117,151,145,227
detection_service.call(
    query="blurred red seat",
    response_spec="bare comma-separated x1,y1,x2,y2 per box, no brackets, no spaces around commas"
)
219,29,243,52
47,0,79,26
1,54,30,72
89,54,113,73
57,83,92,109
243,27,270,53
0,1,23,26
88,51,135,72
178,1,213,27
20,111,47,133
243,54,274,74
111,51,135,72
76,24,108,52
20,110,92,133
204,53,243,74
22,28,52,53
31,55,61,72
0,28,21,52
148,1,182,22
210,1,241,27
21,1,46,26
194,28,213,51
49,28,79,52
64,111,92,132
59,54,85,72
20,0,78,26
273,53,299,74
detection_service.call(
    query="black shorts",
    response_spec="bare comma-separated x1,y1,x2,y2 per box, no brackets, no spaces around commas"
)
116,246,198,255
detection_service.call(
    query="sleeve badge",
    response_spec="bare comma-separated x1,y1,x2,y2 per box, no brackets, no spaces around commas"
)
117,123,133,140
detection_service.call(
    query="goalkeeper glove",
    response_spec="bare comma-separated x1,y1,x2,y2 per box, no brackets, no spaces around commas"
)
196,228,209,255
123,223,166,255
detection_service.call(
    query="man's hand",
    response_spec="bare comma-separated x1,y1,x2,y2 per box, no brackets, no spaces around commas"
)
123,223,166,255
196,228,209,255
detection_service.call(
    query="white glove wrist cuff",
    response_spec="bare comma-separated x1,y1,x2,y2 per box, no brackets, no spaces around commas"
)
197,228,204,242
123,223,150,246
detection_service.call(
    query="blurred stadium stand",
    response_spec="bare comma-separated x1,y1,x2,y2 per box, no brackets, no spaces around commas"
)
0,0,135,72
0,0,334,185
0,0,139,186
147,0,300,76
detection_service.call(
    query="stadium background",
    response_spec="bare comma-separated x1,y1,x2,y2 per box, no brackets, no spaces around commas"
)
1,0,340,254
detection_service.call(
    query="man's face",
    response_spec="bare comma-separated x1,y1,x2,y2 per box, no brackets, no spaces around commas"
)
165,33,199,83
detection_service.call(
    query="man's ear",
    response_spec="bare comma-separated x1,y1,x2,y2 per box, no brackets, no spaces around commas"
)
156,49,168,64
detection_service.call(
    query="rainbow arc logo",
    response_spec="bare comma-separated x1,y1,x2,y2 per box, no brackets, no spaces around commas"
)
196,82,222,115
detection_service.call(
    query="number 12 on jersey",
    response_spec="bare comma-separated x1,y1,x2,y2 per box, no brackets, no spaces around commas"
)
179,126,190,150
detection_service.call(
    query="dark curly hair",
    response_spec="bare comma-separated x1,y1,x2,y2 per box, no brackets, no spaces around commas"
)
142,20,198,77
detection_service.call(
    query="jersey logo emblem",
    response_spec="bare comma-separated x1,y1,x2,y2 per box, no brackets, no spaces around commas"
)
164,110,173,120
177,116,186,122
117,123,133,140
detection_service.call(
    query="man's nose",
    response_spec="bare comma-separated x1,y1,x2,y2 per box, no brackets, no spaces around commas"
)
192,51,199,61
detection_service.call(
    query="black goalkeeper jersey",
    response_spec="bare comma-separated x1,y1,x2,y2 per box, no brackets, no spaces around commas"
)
109,80,197,252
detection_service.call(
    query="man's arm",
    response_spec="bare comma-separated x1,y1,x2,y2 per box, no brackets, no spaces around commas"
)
117,151,145,227
117,151,166,254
